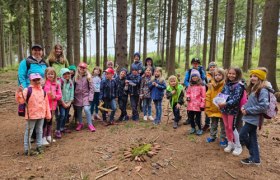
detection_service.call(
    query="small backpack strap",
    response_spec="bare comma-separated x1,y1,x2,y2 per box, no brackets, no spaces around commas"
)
26,87,33,103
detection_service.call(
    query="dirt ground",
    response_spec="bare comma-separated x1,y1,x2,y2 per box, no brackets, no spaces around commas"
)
0,70,280,180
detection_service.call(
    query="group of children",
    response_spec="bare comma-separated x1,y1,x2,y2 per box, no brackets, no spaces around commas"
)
16,52,272,165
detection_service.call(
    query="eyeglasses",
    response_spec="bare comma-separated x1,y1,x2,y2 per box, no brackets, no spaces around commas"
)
32,78,41,82
79,67,86,69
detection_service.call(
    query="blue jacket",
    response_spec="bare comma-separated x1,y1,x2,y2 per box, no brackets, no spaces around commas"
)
127,73,141,96
100,79,117,100
184,66,206,87
242,88,270,126
115,76,128,97
221,81,244,115
18,56,48,88
149,77,166,100
130,61,144,74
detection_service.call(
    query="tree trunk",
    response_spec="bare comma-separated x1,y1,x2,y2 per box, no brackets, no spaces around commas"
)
184,0,192,70
129,0,136,64
116,0,128,71
138,1,143,54
0,8,4,68
66,0,74,64
73,0,80,65
157,0,162,56
143,0,148,61
178,1,183,64
208,0,218,63
111,0,117,65
83,0,87,63
43,0,52,56
161,0,167,66
17,20,23,62
258,0,279,91
27,0,32,54
168,0,178,76
33,0,43,46
165,0,172,70
243,0,253,72
202,0,209,67
104,0,108,69
223,0,235,69
248,0,255,69
95,0,100,66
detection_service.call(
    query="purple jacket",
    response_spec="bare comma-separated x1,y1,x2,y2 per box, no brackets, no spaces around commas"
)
73,76,94,106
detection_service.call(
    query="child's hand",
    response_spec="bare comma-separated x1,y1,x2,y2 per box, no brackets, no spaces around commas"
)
218,102,226,108
52,94,56,100
125,80,129,84
152,82,156,86
171,90,176,95
186,97,190,101
241,108,247,115
46,119,51,122
17,85,23,93
176,104,181,109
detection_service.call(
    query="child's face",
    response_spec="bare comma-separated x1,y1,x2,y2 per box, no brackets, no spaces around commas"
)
63,72,71,80
55,47,62,56
250,74,259,84
192,62,199,69
154,70,161,77
191,76,199,81
79,67,86,74
132,70,138,75
120,71,126,79
94,69,100,75
227,69,237,81
106,72,113,79
209,66,216,72
134,56,139,62
69,70,75,76
169,79,177,87
31,78,41,86
146,60,152,66
214,72,223,82
145,68,152,76
107,63,113,68
47,71,55,81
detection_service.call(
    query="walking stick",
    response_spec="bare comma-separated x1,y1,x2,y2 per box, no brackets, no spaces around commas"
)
21,90,31,156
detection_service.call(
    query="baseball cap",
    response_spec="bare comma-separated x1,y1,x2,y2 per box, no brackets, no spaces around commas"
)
79,62,88,69
105,68,115,74
29,73,42,80
31,44,43,50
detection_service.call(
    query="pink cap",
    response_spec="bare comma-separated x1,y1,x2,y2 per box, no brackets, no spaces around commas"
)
79,62,88,68
105,68,115,74
29,73,42,80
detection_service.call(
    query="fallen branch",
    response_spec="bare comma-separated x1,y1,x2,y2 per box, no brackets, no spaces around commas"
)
94,151,105,155
224,169,237,179
170,162,177,169
96,165,117,173
151,135,160,143
166,148,183,152
95,166,118,180
136,172,144,180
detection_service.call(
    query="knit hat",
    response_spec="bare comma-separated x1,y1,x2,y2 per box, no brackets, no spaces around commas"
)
190,69,201,78
250,69,267,80
60,68,70,77
134,52,141,59
68,65,77,71
131,66,138,71
120,68,128,74
208,61,217,68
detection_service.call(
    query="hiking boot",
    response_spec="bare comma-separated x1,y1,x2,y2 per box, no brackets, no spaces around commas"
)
206,137,216,143
224,141,235,153
124,115,129,121
183,119,190,125
143,116,148,121
36,146,44,154
232,144,243,156
173,121,178,129
148,116,154,121
202,124,210,131
189,128,196,134
55,131,62,139
47,136,56,143
42,137,49,146
241,158,260,166
196,129,203,135
76,123,84,131
88,124,96,132
219,139,228,147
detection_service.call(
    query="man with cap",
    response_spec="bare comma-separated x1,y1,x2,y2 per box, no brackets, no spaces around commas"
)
130,52,144,75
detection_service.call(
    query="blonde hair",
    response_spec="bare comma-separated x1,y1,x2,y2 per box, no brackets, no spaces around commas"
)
168,75,177,82
92,66,102,77
247,67,269,96
47,44,67,64
75,67,92,82
151,67,165,83
213,68,225,83
45,67,57,82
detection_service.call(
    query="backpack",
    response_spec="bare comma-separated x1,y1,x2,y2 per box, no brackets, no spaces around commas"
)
18,87,46,117
261,88,278,119
233,82,248,108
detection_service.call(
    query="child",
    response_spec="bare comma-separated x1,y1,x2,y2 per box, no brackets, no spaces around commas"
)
218,67,244,156
143,57,155,75
57,68,74,135
115,68,129,121
127,67,141,121
100,68,117,125
149,67,166,125
166,75,184,129
43,67,62,145
131,52,144,75
186,69,206,135
91,67,102,120
140,67,153,121
239,68,270,165
74,62,96,132
16,73,51,155
101,61,117,80
205,68,227,146
68,65,76,80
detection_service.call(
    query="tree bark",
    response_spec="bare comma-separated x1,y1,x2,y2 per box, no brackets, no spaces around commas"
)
33,0,43,46
202,0,209,67
95,0,100,66
178,1,183,64
116,0,128,71
208,0,218,63
73,0,80,65
83,0,87,63
184,0,192,70
161,0,167,66
104,0,108,69
143,0,148,61
258,0,279,91
138,1,143,54
27,0,32,54
129,0,136,64
157,0,162,56
43,0,52,56
165,0,172,70
66,0,74,64
248,0,255,69
0,7,4,68
243,0,253,72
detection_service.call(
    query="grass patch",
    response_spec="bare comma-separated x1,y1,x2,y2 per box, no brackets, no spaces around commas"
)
187,134,196,142
131,143,152,157
124,122,135,129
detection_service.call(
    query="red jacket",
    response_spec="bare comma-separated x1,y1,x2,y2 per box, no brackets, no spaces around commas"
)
44,80,62,110
186,84,206,112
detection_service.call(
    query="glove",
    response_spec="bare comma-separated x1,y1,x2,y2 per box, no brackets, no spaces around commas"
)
200,108,205,111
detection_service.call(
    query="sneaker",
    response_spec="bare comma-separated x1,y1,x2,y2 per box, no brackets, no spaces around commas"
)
232,144,243,156
55,131,62,139
183,119,190,125
61,128,71,133
76,123,84,131
143,116,148,121
224,141,235,153
189,128,196,134
241,158,260,166
206,137,216,143
124,115,129,121
95,114,101,120
88,124,96,132
196,129,203,135
173,121,178,129
42,137,49,146
202,124,210,131
219,139,228,147
36,146,44,154
148,116,154,121
47,136,56,143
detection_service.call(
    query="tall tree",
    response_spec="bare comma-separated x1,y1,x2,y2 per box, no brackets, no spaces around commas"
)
129,0,136,64
184,0,192,70
33,0,43,45
73,0,80,65
165,0,172,69
0,6,4,68
138,0,143,53
168,0,178,76
156,0,162,56
66,0,74,64
208,0,218,63
116,0,128,70
258,0,279,91
27,0,32,53
178,0,183,64
83,0,87,63
95,0,100,66
43,0,52,56
143,0,148,61
223,0,235,69
17,2,24,61
202,0,209,67
161,0,167,66
103,0,108,69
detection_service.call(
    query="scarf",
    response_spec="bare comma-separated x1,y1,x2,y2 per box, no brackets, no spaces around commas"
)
166,79,184,106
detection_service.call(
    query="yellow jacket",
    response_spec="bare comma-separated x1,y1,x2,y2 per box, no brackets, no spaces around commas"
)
205,81,225,118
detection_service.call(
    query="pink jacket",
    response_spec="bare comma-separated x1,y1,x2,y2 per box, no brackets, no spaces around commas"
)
43,80,62,110
186,84,206,111
16,85,51,120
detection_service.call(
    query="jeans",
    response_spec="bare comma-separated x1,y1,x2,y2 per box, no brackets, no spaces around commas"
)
143,98,152,116
210,117,226,139
118,96,128,118
57,105,70,131
24,119,44,151
222,114,235,142
172,103,181,123
189,111,201,129
75,105,92,125
239,122,260,163
90,92,100,114
130,95,140,120
102,99,117,122
153,100,162,124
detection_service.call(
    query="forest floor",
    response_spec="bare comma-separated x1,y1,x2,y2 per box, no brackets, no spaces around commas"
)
0,70,280,180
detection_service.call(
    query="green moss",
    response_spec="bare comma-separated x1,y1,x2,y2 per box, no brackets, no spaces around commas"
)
131,143,152,157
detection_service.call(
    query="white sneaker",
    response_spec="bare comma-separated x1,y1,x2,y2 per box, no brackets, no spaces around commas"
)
143,116,148,121
148,116,154,121
47,136,56,143
42,137,49,146
224,141,234,153
232,144,243,156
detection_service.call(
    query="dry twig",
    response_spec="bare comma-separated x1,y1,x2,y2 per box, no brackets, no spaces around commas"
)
224,169,237,179
95,166,118,180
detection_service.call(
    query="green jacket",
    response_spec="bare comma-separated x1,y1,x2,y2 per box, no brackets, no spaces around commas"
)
46,59,69,77
58,78,74,103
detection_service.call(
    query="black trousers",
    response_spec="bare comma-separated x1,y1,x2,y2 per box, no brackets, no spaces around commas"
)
172,103,181,123
189,111,201,130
